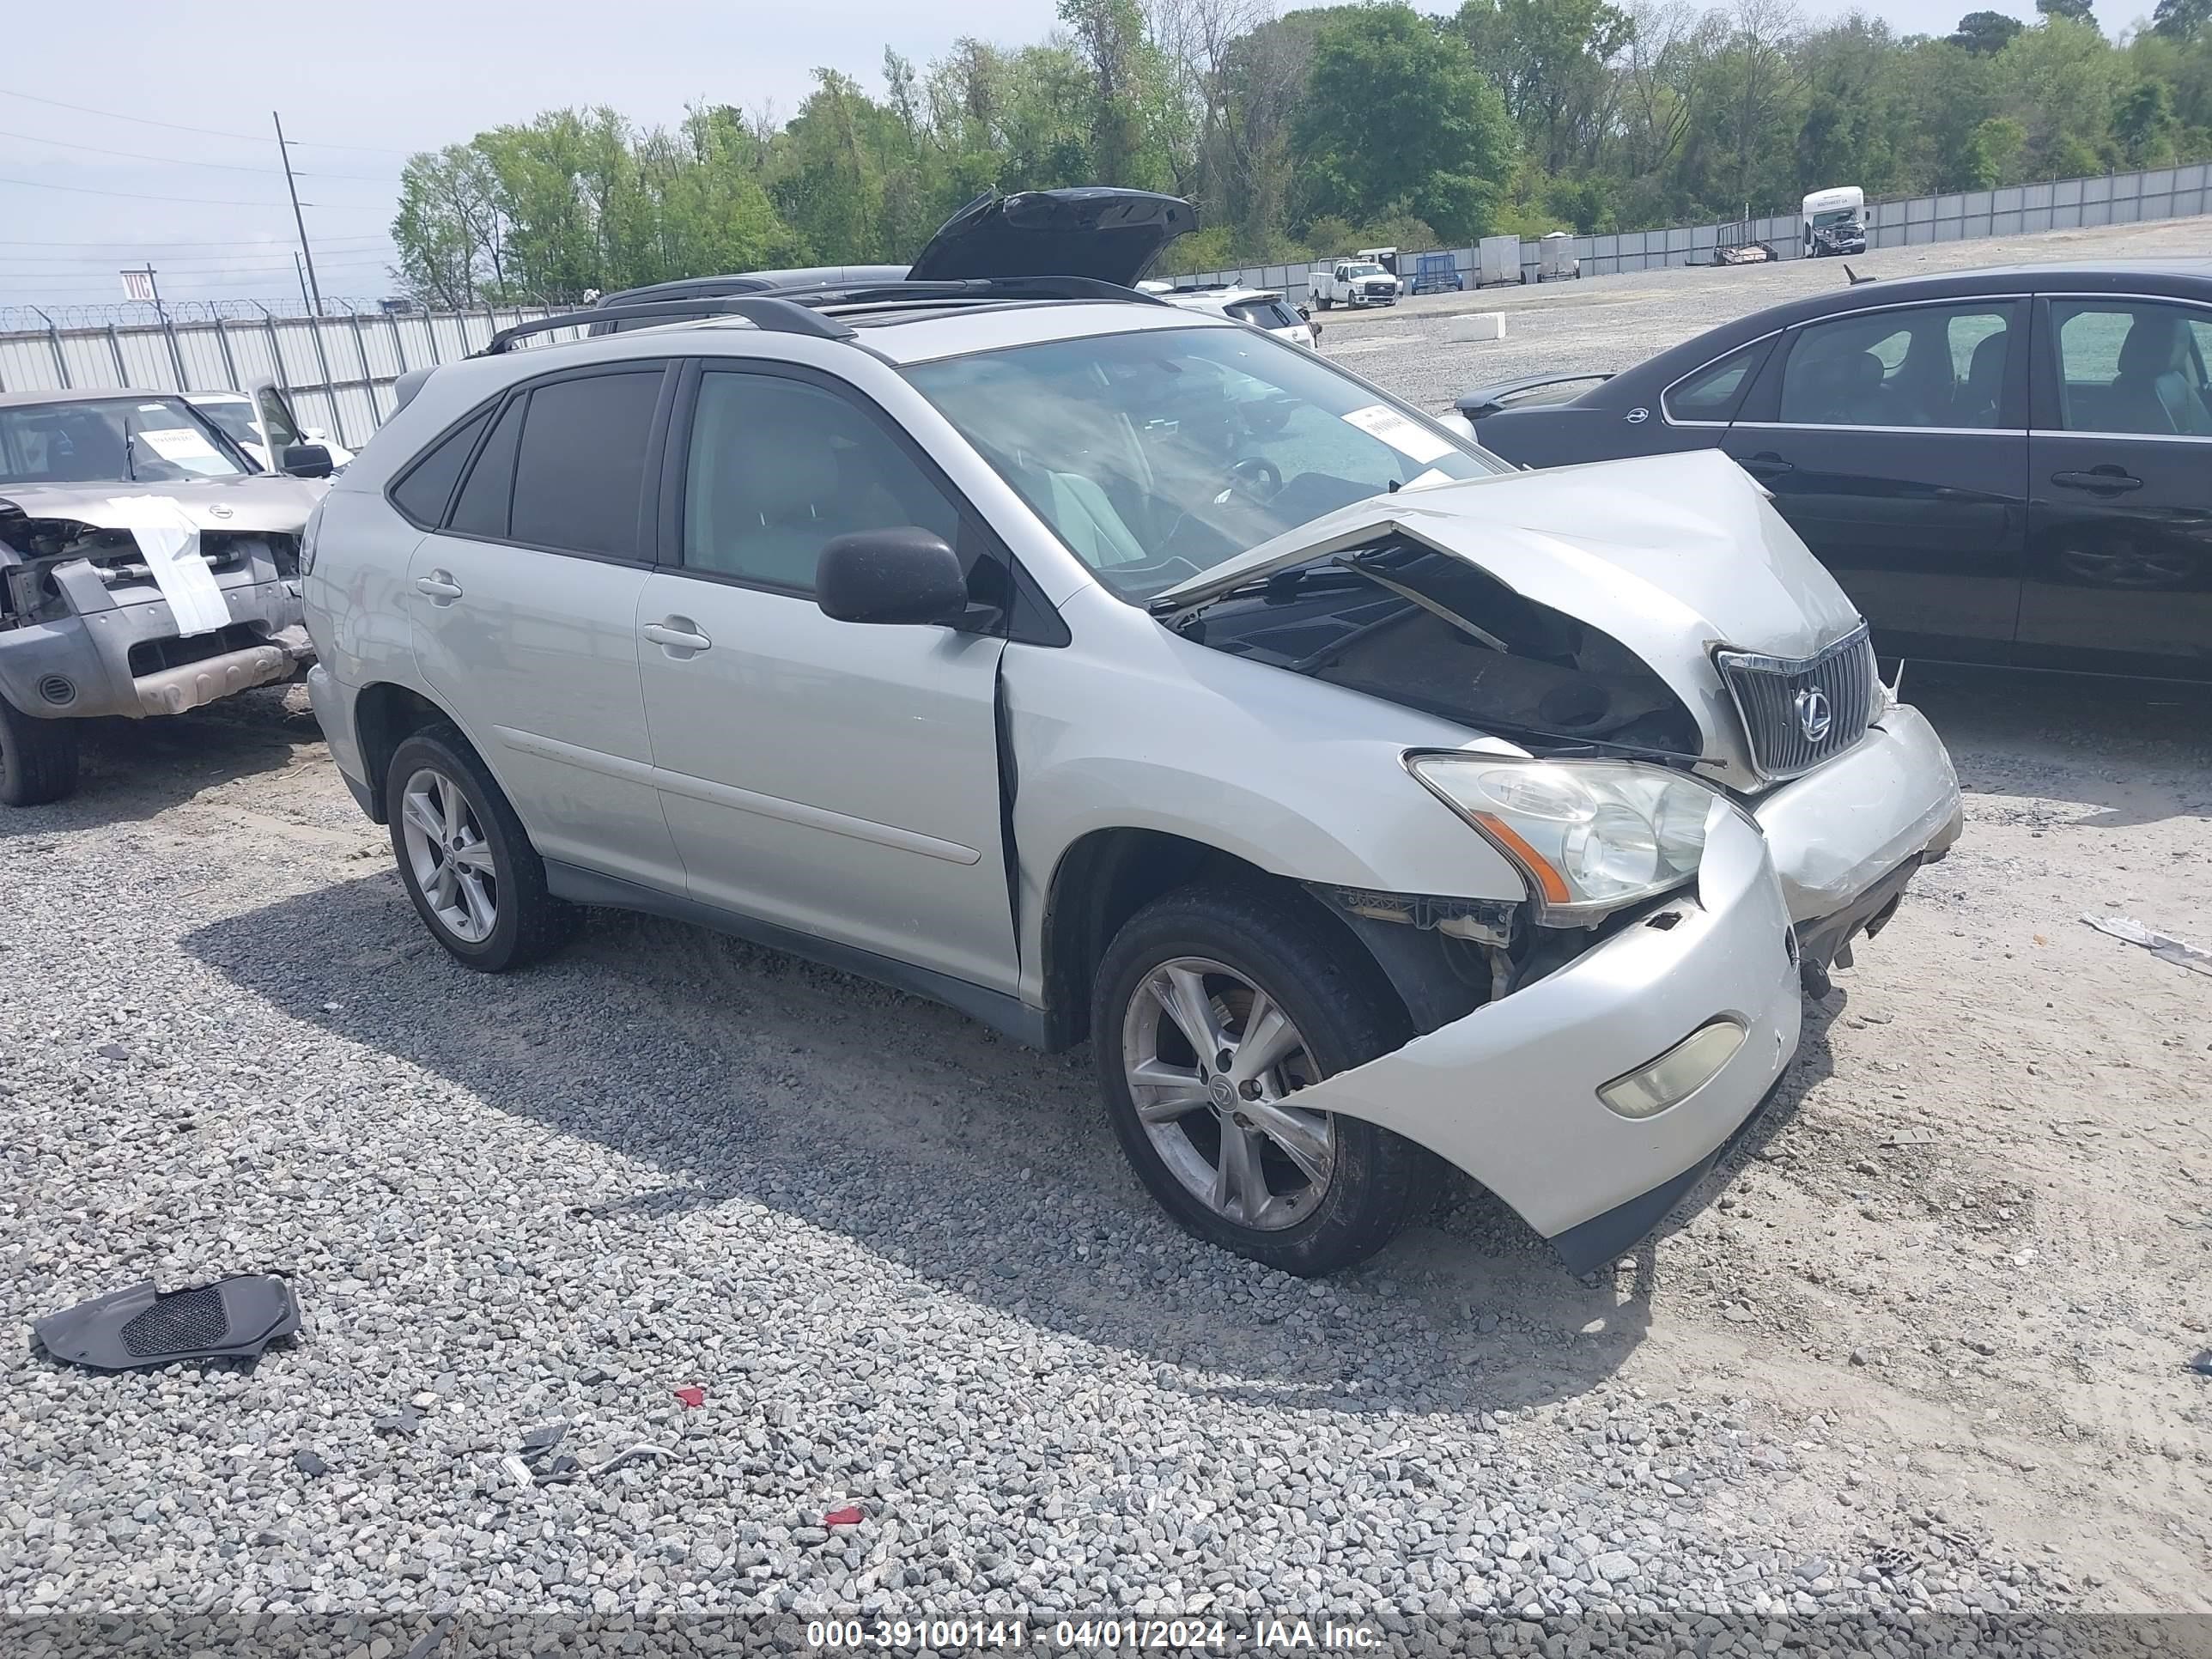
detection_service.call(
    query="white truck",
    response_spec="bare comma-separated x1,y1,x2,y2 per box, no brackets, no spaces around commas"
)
1802,186,1868,257
1308,256,1401,309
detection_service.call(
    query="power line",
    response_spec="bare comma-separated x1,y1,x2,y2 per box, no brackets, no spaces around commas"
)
0,234,393,248
0,125,395,182
0,173,388,209
0,87,414,154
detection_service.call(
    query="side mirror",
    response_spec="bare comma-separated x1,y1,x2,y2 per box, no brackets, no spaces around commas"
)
281,443,335,479
816,526,969,627
1297,304,1312,321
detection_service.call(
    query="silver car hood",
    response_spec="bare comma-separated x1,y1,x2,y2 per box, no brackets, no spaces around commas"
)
0,475,325,536
1159,447,1860,653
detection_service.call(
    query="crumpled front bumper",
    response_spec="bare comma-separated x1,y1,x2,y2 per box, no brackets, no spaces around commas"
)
0,560,309,721
1752,701,1962,926
1292,808,1803,1268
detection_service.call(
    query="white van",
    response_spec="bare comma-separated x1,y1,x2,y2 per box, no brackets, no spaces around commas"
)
1802,187,1867,258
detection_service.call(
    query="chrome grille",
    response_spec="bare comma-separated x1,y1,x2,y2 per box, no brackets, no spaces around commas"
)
1716,625,1876,780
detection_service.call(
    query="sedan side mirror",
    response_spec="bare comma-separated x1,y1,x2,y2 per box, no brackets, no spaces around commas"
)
281,442,335,479
816,526,969,627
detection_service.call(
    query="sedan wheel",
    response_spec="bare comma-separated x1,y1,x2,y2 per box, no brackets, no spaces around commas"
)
1121,955,1338,1231
398,766,500,944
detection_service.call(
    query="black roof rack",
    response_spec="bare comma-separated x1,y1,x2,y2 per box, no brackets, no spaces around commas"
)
473,274,1167,356
476,295,857,356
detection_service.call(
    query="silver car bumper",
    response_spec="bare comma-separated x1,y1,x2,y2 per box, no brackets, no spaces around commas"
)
1293,808,1802,1267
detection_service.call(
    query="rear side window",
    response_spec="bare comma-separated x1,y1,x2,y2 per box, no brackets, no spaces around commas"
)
1227,300,1298,331
449,397,526,539
1663,338,1773,422
508,371,662,558
391,409,489,528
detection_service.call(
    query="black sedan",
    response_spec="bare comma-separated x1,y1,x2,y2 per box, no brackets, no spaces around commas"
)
1455,260,2212,682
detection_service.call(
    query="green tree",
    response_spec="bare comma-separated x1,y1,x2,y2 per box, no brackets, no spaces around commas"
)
2034,0,2098,29
1949,10,2026,53
2150,0,2209,38
1293,4,1516,240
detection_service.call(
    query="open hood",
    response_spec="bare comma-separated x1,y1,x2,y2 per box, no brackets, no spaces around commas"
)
907,187,1196,287
1156,449,1866,774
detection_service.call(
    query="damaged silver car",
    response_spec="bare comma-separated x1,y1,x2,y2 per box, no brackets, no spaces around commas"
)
303,189,1963,1276
0,390,328,805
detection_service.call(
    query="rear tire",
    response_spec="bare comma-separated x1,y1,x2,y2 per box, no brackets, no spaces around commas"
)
1091,881,1440,1276
0,695,80,807
383,725,575,972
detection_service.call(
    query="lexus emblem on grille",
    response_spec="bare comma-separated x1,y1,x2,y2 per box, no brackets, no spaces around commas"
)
1794,685,1833,744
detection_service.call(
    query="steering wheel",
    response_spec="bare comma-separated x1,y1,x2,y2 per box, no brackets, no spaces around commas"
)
1227,456,1282,500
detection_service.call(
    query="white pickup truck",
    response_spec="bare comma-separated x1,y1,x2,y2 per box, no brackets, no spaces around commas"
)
1308,257,1401,310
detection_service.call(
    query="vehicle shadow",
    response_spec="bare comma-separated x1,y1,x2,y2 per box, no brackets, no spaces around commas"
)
1904,666,2212,827
0,684,316,838
182,871,1834,1420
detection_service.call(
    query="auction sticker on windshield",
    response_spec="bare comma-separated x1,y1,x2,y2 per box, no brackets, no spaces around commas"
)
1340,404,1455,465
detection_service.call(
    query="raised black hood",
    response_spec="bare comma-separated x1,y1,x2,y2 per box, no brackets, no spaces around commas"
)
906,187,1196,287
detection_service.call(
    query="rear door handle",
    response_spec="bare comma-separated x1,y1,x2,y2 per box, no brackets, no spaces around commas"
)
642,618,712,654
2051,468,2142,495
1738,451,1795,477
414,572,463,602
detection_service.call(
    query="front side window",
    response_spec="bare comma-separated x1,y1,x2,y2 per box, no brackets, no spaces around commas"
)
904,325,1503,602
1663,338,1774,423
1778,302,2015,429
0,396,248,486
257,389,301,449
681,371,961,592
2050,299,2212,437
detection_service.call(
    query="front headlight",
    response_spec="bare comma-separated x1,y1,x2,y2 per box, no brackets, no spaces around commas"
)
1407,753,1722,922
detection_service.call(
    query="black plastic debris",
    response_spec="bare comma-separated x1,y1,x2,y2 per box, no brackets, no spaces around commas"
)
2189,1350,2212,1377
374,1408,422,1437
33,1274,299,1371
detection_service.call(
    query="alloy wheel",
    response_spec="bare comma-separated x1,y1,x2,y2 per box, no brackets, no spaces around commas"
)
398,766,499,944
1120,956,1335,1231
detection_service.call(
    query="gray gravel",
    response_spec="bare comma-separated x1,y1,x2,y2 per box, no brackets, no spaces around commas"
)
5,221,2210,1638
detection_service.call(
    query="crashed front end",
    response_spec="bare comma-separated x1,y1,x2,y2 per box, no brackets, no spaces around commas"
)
0,486,316,722
1156,448,1962,1268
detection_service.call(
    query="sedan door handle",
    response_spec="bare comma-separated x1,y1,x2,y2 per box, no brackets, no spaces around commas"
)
2051,467,2143,495
414,572,463,602
642,618,712,653
1738,451,1795,477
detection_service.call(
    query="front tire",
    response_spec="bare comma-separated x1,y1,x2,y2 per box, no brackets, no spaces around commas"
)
0,696,80,807
383,726,574,972
1091,883,1439,1276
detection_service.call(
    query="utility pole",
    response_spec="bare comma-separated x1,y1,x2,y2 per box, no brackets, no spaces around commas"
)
273,110,325,318
293,252,313,318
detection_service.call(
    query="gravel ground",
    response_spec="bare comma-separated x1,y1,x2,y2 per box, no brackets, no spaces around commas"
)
4,222,2212,1648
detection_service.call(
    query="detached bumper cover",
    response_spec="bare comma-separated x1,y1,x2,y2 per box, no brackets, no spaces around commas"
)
1291,809,1802,1254
1753,702,1961,925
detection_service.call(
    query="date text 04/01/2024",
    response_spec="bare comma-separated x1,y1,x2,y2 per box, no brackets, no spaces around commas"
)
805,1617,1384,1650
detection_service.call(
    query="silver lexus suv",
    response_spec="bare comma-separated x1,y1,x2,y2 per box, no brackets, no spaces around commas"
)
303,189,1961,1278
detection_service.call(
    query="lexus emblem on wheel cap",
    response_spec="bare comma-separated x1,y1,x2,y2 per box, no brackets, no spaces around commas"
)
1795,685,1832,744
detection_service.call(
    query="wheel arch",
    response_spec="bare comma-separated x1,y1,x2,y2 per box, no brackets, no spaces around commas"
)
351,681,477,824
1034,827,1425,1054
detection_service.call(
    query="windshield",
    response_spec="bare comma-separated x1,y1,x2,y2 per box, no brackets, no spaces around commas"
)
0,396,249,487
906,324,1505,602
1344,263,1386,277
191,398,262,449
1812,209,1860,228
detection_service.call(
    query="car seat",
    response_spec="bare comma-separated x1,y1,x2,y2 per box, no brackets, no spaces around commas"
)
2112,313,2212,436
1955,331,2008,428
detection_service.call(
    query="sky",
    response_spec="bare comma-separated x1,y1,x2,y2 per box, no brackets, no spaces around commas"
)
2,0,2149,314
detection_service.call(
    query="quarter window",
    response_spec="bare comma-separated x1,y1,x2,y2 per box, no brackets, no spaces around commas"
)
1662,338,1772,422
680,371,962,593
1778,303,2015,429
390,409,489,528
2049,299,2212,437
507,371,663,557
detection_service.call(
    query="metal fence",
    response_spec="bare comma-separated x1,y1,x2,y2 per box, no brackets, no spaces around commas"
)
0,304,569,453
1169,161,2212,298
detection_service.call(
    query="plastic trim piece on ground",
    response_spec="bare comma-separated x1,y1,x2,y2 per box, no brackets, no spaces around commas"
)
31,1274,301,1370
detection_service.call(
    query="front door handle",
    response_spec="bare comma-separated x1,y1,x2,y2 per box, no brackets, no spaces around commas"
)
414,571,463,603
1738,451,1795,477
642,618,712,654
2051,467,2142,495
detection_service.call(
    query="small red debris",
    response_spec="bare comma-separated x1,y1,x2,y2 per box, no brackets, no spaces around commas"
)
823,1504,865,1528
673,1385,705,1408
